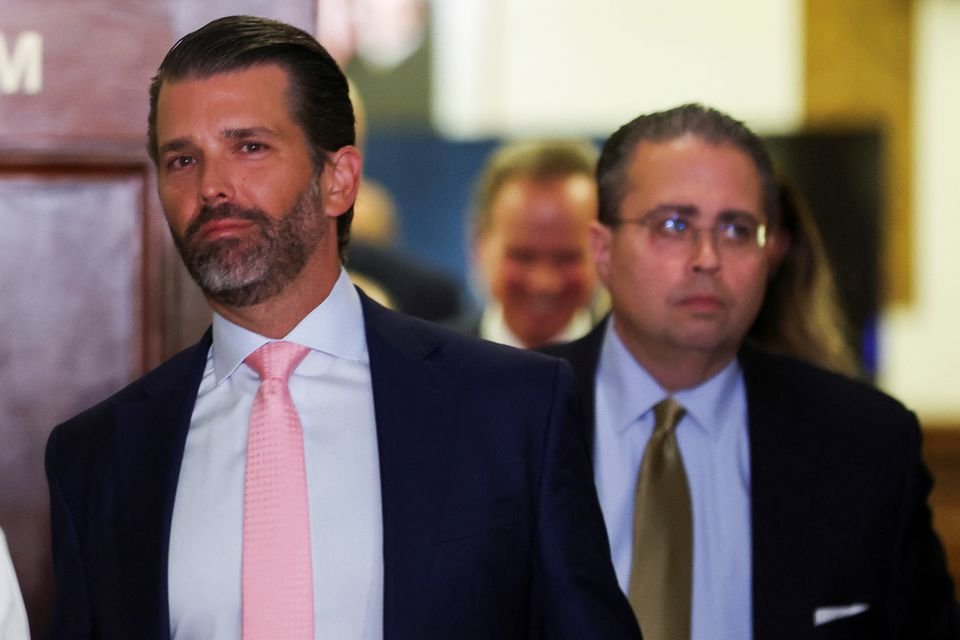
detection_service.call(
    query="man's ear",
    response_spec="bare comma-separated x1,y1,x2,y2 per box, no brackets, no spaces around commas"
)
321,145,363,219
589,221,614,287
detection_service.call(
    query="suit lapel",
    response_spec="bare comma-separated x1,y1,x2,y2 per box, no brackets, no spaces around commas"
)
740,346,825,639
361,295,457,640
112,332,210,637
556,332,828,636
110,301,457,637
541,316,608,456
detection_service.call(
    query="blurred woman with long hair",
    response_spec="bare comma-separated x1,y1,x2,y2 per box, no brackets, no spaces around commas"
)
749,177,862,377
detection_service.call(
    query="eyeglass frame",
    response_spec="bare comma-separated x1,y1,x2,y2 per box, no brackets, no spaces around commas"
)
608,204,769,254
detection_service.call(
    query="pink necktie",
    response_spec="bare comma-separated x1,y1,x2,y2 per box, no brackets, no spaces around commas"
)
242,341,314,639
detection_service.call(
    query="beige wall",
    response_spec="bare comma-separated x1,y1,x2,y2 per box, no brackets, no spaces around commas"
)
880,1,960,424
431,0,804,137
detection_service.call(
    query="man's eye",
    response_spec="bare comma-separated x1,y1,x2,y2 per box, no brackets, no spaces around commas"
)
658,217,688,235
553,251,583,267
718,221,755,242
241,142,265,153
166,156,195,171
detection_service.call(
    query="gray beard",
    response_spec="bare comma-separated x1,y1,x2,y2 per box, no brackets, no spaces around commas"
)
172,183,324,307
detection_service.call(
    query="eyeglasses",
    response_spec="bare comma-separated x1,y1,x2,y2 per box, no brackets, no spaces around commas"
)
612,209,768,255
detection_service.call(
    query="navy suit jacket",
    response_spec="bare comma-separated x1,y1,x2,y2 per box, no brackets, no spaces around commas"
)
46,295,640,639
543,319,958,640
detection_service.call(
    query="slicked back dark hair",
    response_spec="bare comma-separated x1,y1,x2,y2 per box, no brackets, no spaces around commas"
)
147,15,356,260
596,103,779,230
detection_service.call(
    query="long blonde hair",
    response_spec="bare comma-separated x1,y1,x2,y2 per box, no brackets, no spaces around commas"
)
749,178,861,377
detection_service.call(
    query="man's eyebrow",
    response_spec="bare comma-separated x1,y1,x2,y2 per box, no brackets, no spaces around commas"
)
157,138,191,156
717,208,762,221
222,126,278,140
156,127,280,157
644,203,699,217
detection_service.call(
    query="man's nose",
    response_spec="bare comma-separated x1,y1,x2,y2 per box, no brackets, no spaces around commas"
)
199,160,234,204
690,227,721,274
527,263,565,294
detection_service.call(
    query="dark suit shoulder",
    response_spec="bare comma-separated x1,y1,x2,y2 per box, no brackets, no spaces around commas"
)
540,320,606,373
740,343,922,497
443,308,481,339
538,320,606,423
364,294,569,377
740,344,916,428
51,333,210,442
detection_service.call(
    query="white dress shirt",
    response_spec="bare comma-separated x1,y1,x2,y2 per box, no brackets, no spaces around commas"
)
169,269,383,639
594,321,753,640
0,529,29,640
478,301,593,348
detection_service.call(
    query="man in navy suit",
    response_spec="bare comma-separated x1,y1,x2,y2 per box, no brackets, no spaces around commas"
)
543,103,957,639
45,16,639,639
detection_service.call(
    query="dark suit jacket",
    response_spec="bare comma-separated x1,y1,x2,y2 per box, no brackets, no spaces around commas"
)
446,309,482,339
347,240,463,323
543,319,958,640
46,295,640,639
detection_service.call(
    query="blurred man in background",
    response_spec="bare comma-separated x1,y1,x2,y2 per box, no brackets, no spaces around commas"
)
466,139,603,348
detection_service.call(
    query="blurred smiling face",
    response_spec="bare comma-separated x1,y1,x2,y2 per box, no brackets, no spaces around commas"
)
476,174,597,348
593,134,778,369
155,64,328,308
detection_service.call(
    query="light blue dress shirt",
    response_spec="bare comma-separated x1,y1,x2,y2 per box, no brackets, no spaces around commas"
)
168,269,383,639
594,322,753,640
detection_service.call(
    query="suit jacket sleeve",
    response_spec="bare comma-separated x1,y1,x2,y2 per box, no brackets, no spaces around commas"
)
530,360,641,639
894,416,960,639
46,423,95,638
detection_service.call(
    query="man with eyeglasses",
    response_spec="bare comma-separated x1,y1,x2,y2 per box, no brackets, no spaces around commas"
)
543,103,957,640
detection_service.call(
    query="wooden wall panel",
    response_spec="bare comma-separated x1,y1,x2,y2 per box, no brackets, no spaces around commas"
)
0,164,157,637
0,2,314,152
0,3,172,149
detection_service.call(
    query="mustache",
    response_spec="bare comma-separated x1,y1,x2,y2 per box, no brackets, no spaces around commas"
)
183,203,271,242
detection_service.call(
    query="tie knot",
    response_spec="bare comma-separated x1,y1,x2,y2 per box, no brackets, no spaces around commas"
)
652,397,685,436
245,341,310,382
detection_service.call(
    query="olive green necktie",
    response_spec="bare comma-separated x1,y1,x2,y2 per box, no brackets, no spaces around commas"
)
628,397,692,640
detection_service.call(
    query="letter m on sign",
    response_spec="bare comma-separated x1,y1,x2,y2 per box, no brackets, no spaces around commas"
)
0,31,43,95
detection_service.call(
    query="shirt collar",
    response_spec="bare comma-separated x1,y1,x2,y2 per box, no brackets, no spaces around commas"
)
598,318,742,438
211,268,368,383
479,301,593,349
673,357,741,438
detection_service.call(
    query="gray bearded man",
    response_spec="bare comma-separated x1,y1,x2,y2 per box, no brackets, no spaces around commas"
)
45,15,641,640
